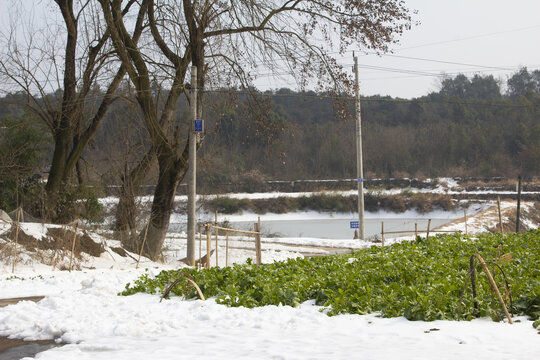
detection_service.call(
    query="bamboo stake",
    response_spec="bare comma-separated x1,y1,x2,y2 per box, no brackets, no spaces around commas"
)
136,220,151,269
516,175,522,233
68,221,79,272
474,254,513,324
160,272,205,302
214,212,219,267
426,219,431,239
497,196,504,234
198,224,202,268
205,226,212,269
464,208,468,236
381,221,385,247
207,225,259,235
226,231,229,267
11,207,22,273
258,217,262,264
382,230,460,235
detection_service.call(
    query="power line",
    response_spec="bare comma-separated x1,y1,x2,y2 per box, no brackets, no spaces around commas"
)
363,53,514,71
395,24,540,51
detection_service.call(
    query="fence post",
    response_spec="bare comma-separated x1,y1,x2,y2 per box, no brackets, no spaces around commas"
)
205,225,212,269
415,222,418,238
381,221,385,247
426,219,431,239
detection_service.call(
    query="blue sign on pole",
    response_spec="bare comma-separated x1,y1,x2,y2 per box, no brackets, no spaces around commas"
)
194,119,203,132
358,178,363,183
350,221,359,229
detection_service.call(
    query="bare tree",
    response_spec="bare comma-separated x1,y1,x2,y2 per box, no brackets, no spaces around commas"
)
99,0,412,259
0,0,143,219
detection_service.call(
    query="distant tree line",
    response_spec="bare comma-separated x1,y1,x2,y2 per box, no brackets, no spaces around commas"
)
1,68,539,206
196,68,540,187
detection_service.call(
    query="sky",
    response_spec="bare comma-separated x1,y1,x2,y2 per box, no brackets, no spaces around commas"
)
350,0,540,98
255,0,540,98
1,1,540,99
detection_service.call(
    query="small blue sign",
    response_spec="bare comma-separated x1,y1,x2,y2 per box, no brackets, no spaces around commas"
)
350,221,359,229
358,178,363,183
194,119,203,132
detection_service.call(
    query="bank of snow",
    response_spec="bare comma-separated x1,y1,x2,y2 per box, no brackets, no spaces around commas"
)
0,269,539,360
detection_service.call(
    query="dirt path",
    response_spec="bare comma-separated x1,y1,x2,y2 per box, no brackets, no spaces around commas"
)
0,296,44,308
0,296,62,358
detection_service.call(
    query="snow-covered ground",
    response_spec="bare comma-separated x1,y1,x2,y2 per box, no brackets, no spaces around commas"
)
1,269,539,360
0,197,539,359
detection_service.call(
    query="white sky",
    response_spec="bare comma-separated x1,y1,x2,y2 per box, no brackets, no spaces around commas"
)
350,0,540,98
1,0,540,99
254,0,540,98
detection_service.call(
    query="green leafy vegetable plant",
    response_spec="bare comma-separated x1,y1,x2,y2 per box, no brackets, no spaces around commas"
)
121,230,540,324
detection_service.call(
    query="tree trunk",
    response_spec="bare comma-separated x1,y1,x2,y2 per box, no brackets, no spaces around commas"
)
113,146,157,248
140,153,184,260
44,129,72,219
115,173,138,252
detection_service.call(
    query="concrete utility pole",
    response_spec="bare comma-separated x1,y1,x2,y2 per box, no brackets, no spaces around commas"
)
187,66,198,266
354,55,365,240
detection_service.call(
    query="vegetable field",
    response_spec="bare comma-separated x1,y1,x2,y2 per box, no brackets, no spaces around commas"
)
122,230,540,325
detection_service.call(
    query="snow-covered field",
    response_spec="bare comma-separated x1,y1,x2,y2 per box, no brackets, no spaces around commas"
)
1,269,539,360
1,196,539,359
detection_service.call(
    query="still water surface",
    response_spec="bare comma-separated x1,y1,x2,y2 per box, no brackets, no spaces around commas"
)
171,217,454,240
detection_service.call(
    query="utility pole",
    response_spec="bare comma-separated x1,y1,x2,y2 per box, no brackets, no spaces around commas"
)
187,66,198,266
354,55,365,240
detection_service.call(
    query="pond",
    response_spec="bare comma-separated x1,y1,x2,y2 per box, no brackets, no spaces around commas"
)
170,216,455,240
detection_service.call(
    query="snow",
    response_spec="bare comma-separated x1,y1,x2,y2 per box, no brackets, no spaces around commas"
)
0,270,539,360
99,179,540,207
436,201,535,234
1,194,539,359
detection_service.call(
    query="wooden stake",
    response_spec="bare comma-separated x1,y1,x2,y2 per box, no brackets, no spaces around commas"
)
137,220,151,269
426,219,431,239
415,222,418,238
198,224,202,268
516,175,522,233
215,212,219,267
381,221,385,247
205,226,212,269
497,196,504,234
226,231,229,267
254,219,262,265
11,207,22,273
69,222,79,272
474,254,513,324
258,217,262,264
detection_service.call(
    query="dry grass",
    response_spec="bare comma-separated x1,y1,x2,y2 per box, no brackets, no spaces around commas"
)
0,225,104,271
